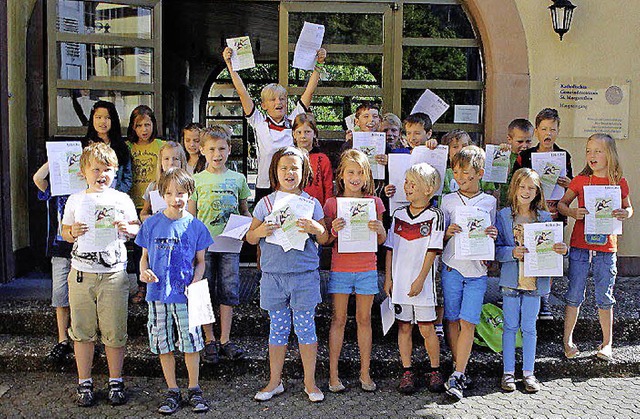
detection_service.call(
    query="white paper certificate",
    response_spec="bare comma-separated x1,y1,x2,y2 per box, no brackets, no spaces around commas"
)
336,197,376,253
187,280,216,330
483,145,510,184
410,89,450,123
388,154,412,212
409,145,449,195
584,185,622,235
523,222,564,277
75,194,120,253
149,190,167,214
208,214,252,253
531,152,567,200
454,206,494,260
46,141,86,196
265,192,315,252
352,132,386,180
226,36,256,71
380,296,395,336
292,22,325,70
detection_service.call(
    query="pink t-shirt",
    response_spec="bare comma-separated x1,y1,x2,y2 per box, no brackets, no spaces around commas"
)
323,196,385,272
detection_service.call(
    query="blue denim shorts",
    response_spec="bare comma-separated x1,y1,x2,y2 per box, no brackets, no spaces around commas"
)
328,270,379,295
205,252,240,306
441,265,487,325
565,247,617,309
51,256,71,307
260,270,321,312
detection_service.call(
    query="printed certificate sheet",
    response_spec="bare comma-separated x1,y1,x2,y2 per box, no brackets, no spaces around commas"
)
410,89,449,123
187,280,216,330
75,194,119,253
584,185,622,235
454,206,494,260
226,36,256,71
483,145,510,184
336,197,376,253
208,214,252,253
523,222,564,277
292,22,325,70
409,145,449,195
46,141,86,196
388,154,411,212
265,192,315,252
149,190,167,214
353,132,386,180
531,152,567,200
380,296,395,336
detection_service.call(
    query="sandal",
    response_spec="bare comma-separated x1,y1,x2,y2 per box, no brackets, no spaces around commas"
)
130,285,147,304
564,343,580,359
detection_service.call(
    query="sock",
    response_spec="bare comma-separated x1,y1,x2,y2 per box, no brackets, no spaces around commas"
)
503,371,515,376
109,377,123,383
435,324,444,332
452,371,464,379
168,387,180,393
403,366,413,374
188,385,201,391
78,378,92,385
523,370,534,378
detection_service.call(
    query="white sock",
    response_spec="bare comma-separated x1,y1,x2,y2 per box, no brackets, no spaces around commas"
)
78,378,92,385
452,371,464,379
109,377,123,383
523,370,534,378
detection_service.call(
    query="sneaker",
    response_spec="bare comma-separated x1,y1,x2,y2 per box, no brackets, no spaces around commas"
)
398,370,416,394
76,382,95,407
523,375,541,393
202,341,219,364
501,373,516,392
445,373,466,400
427,370,445,393
219,341,245,360
47,340,72,364
108,381,127,406
538,297,553,320
187,388,209,413
158,390,182,415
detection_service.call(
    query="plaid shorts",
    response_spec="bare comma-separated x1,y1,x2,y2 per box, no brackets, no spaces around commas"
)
147,302,204,355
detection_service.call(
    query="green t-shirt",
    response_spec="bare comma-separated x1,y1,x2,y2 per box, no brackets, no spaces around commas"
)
191,169,251,239
442,167,496,194
498,152,519,208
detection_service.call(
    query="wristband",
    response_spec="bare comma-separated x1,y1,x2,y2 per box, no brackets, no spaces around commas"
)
314,61,325,68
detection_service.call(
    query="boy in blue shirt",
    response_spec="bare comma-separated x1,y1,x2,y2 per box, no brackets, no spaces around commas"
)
136,167,213,415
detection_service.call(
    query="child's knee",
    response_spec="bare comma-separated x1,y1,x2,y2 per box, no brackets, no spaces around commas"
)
269,308,292,346
417,322,435,338
331,312,348,329
397,321,413,335
355,311,372,328
293,309,317,345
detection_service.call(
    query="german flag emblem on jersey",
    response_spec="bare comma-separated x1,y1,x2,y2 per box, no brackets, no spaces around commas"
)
394,218,433,241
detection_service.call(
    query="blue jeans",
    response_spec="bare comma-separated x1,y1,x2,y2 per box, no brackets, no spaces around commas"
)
204,252,240,306
565,247,617,309
501,287,540,373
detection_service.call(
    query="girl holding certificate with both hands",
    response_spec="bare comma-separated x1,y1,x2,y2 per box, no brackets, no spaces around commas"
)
495,168,567,394
558,133,633,362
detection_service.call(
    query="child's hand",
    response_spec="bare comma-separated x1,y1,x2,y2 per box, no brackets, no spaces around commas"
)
297,218,325,236
408,278,425,297
512,245,528,260
375,154,388,166
384,184,396,198
572,207,589,220
316,48,327,64
383,278,393,296
368,219,385,235
553,242,568,255
557,176,571,188
114,220,136,236
71,222,89,238
332,217,346,233
222,47,233,65
257,221,278,238
446,223,462,236
612,208,631,220
141,269,159,283
425,138,438,150
345,130,353,142
190,276,204,285
499,143,510,152
485,226,498,240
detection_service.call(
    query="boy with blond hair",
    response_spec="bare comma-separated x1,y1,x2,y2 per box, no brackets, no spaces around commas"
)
61,143,139,407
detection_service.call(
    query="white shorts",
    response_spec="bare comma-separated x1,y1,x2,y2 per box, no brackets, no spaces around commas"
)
395,304,436,324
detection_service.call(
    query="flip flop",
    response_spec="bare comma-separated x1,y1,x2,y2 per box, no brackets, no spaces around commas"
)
564,343,580,359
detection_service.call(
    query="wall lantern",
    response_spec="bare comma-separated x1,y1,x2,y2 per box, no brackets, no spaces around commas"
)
549,0,576,40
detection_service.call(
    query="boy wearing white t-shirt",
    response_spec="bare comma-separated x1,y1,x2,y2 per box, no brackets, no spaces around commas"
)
384,163,445,394
61,143,139,407
440,145,497,401
222,46,327,202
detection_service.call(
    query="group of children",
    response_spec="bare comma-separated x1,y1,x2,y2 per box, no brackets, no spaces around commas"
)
33,46,633,413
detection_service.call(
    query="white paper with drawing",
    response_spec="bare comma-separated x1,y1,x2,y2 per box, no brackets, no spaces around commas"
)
208,214,252,253
454,206,494,260
186,280,216,331
353,132,386,180
292,22,325,70
523,222,563,277
410,89,449,123
336,197,376,253
388,154,412,212
75,194,120,253
584,185,622,235
46,141,86,196
531,152,566,200
409,145,448,195
483,145,510,184
149,190,167,214
265,192,315,252
226,36,256,71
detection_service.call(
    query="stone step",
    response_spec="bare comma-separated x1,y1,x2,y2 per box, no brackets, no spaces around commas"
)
1,334,638,381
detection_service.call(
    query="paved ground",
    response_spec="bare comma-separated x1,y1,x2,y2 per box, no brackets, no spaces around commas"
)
0,372,639,418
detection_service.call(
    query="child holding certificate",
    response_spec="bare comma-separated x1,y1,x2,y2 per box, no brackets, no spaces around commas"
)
323,150,386,393
495,168,567,393
558,133,633,362
136,168,213,415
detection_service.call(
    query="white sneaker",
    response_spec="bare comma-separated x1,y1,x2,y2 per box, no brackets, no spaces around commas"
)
254,382,284,401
